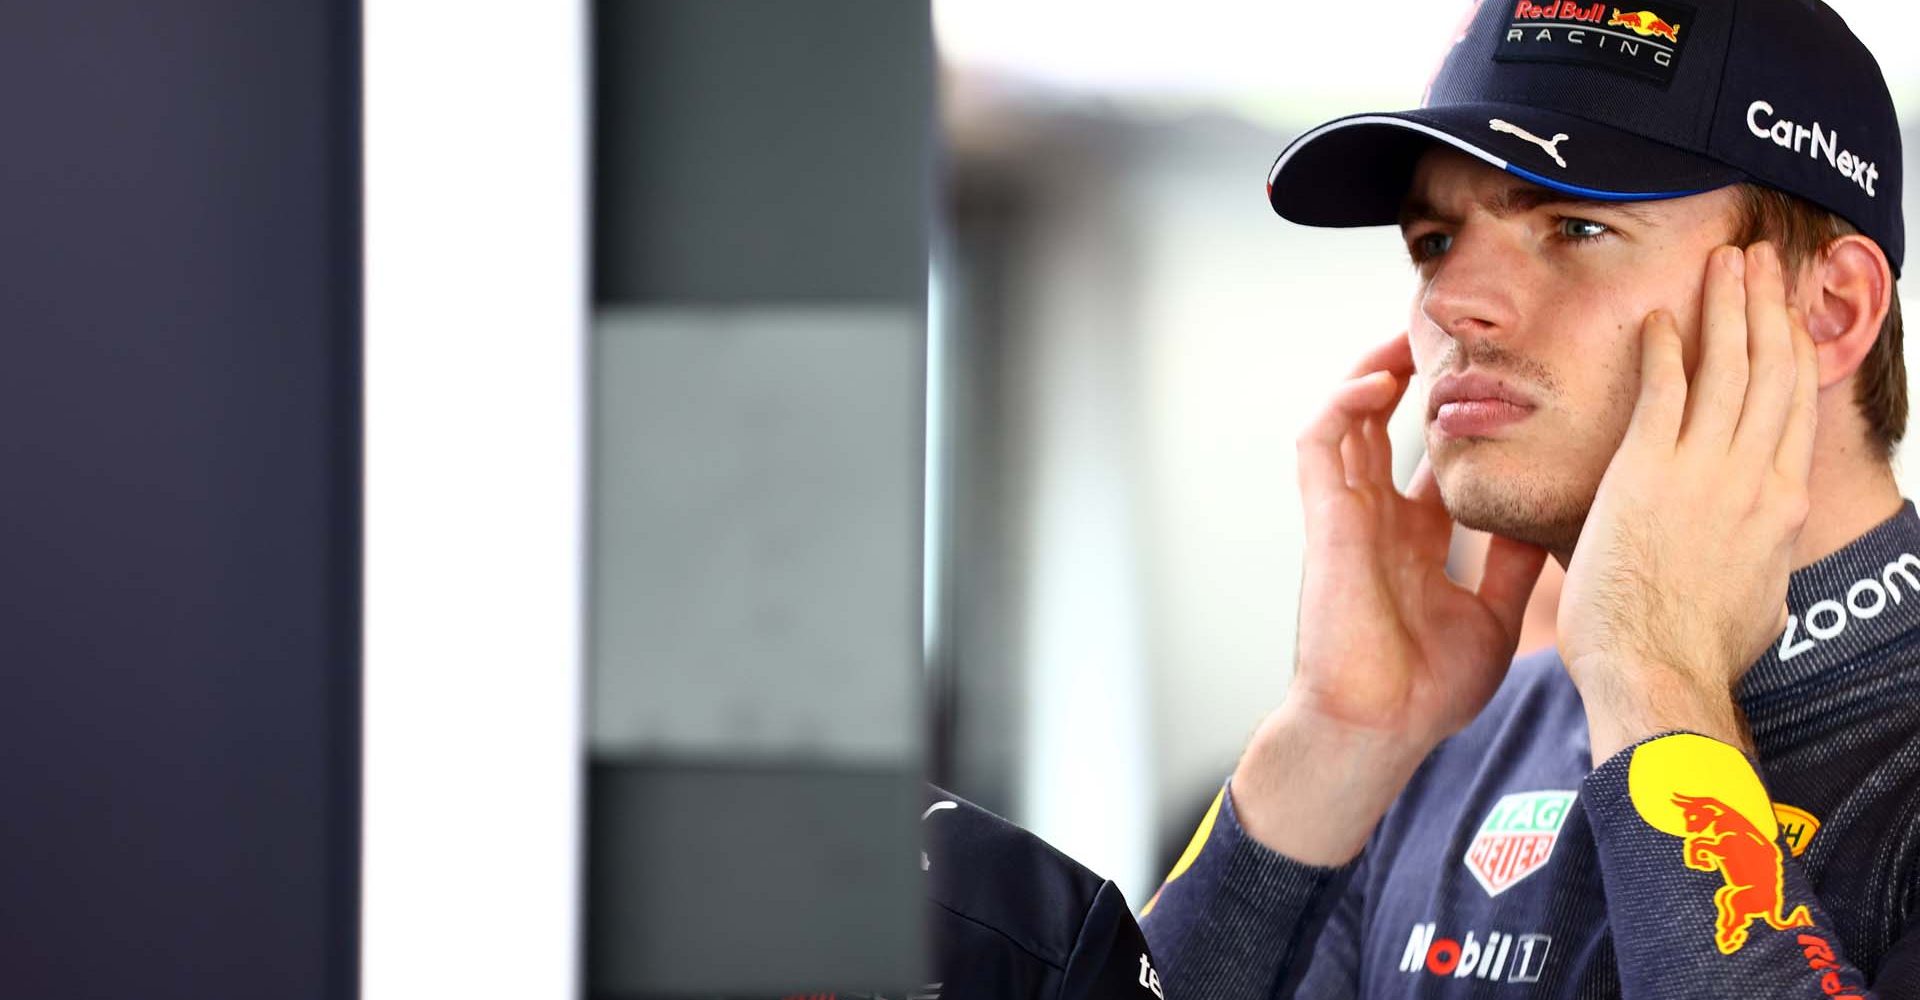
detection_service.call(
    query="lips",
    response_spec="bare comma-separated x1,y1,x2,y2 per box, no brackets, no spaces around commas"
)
1429,372,1538,437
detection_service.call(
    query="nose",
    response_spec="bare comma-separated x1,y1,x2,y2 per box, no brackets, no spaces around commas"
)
1417,222,1527,346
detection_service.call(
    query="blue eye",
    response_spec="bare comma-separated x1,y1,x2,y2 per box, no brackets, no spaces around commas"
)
1408,231,1451,263
1406,217,1612,268
1559,217,1611,241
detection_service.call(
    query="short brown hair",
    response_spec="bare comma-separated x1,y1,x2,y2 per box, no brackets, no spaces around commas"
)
1727,183,1906,462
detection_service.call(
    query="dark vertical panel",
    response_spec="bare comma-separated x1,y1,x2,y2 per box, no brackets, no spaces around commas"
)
594,0,933,304
0,3,360,998
589,0,932,993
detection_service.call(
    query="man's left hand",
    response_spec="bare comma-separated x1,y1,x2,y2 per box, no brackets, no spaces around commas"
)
1557,241,1820,765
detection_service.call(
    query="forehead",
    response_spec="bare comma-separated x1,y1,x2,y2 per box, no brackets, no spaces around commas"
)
1399,145,1736,234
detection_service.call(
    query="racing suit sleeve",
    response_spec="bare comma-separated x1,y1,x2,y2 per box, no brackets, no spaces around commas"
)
1291,850,1368,999
1138,780,1359,999
1582,731,1911,998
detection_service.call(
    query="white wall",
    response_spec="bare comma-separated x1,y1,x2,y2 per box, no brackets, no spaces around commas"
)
361,3,587,998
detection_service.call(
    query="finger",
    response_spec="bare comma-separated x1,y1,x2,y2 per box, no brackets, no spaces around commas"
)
1732,242,1797,461
1347,336,1418,449
1407,453,1440,504
1346,330,1415,380
1680,245,1751,451
1363,411,1395,489
1624,308,1687,451
1299,371,1401,498
1380,366,1414,416
1774,304,1820,482
1477,533,1551,641
1341,422,1367,489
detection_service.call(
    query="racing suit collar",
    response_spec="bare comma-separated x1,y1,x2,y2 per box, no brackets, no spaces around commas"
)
1736,498,1920,708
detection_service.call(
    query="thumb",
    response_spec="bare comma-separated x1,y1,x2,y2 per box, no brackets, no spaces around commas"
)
1478,533,1551,641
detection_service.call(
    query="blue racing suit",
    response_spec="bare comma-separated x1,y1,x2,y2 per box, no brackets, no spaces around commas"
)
1141,501,1920,998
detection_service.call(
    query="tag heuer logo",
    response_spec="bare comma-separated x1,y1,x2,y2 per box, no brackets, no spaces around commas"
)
1464,790,1576,897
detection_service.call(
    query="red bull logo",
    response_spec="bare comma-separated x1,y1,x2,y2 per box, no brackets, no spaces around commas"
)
1608,8,1681,42
1513,1,1606,24
1672,792,1813,953
1497,0,1691,85
1628,734,1815,956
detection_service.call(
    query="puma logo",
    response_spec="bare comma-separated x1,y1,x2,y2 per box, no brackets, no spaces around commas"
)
1489,118,1570,168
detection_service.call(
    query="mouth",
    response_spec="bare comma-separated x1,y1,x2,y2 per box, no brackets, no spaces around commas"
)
1428,372,1539,438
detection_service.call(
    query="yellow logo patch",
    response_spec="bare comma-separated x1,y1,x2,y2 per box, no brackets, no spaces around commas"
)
1628,734,1812,955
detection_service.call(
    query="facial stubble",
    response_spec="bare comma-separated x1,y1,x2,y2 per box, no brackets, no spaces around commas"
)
1428,350,1639,561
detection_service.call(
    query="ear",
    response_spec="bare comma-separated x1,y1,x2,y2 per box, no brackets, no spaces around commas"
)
1797,233,1893,391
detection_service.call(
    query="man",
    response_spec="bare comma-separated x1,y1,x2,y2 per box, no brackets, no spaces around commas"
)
1138,1,1920,997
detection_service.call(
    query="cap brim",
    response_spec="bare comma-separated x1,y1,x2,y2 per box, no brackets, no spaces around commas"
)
1267,102,1749,227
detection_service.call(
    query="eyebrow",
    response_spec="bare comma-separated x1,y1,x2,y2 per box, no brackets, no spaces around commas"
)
1397,183,1663,230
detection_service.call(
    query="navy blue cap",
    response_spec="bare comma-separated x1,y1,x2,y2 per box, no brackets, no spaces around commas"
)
1267,0,1905,276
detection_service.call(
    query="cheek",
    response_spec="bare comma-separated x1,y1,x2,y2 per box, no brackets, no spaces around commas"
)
1606,306,1648,374
1553,299,1654,433
1588,302,1688,437
1615,286,1709,382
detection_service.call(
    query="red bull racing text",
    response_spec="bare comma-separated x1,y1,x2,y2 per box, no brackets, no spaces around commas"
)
1497,1,1693,86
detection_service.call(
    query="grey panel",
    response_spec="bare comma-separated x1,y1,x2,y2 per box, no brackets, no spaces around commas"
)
594,0,933,304
586,762,925,994
591,306,921,764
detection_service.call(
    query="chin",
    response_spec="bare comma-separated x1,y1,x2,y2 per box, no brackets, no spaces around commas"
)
1433,443,1592,554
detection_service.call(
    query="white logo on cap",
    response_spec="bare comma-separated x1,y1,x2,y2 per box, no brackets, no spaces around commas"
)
1747,100,1879,198
1489,119,1570,168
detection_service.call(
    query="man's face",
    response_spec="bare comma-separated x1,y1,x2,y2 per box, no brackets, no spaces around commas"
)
1401,145,1743,554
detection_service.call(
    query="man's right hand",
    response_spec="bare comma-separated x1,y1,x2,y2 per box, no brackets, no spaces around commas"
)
1228,331,1550,866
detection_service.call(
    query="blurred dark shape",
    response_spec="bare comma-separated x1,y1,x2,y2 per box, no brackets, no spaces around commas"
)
923,787,1165,999
0,2,360,998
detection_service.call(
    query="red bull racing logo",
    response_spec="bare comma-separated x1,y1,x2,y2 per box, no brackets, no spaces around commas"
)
1627,735,1823,953
1512,1,1607,24
1606,8,1680,42
1629,736,1866,996
1497,0,1693,86
1670,791,1812,953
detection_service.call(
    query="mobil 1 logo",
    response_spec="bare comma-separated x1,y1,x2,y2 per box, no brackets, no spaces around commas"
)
1495,1,1696,88
1401,922,1553,984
